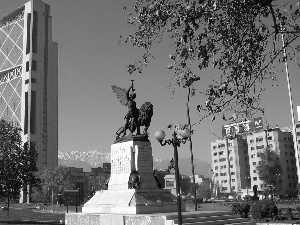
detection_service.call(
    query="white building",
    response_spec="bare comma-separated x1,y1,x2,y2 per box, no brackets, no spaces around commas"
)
247,128,297,195
0,0,58,169
211,118,298,199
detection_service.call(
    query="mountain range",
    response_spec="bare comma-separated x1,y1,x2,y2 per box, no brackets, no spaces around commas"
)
58,150,212,178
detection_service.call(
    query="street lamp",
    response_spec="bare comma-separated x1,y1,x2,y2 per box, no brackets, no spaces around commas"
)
155,129,191,225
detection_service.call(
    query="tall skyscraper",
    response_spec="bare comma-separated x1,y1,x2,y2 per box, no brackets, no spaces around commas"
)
0,0,58,169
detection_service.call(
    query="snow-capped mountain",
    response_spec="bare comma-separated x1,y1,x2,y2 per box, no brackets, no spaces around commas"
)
58,150,211,177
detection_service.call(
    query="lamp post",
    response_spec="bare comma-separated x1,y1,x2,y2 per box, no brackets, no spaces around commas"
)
155,129,191,225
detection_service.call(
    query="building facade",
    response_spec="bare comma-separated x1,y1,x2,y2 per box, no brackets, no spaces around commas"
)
247,128,297,195
211,125,298,198
211,136,249,195
0,0,58,169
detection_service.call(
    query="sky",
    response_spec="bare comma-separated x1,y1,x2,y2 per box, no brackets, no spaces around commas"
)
0,0,299,164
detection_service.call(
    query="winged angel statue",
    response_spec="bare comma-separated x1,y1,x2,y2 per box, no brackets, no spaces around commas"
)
111,84,153,139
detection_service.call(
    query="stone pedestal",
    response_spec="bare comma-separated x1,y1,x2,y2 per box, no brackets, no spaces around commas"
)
81,136,184,215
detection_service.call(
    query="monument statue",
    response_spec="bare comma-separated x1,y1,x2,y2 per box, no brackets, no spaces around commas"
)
112,81,153,139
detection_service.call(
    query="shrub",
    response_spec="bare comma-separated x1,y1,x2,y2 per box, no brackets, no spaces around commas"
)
232,203,250,218
296,206,300,219
251,200,278,221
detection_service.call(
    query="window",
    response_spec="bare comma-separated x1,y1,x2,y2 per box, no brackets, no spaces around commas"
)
230,157,233,161
222,187,228,190
258,161,262,165
244,150,247,153
256,137,263,142
232,179,235,182
215,173,218,177
290,152,293,156
253,170,256,173
228,143,233,146
284,137,286,141
231,172,235,175
26,61,29,72
287,167,290,171
269,144,273,148
213,146,217,149
218,143,225,148
251,147,255,150
32,60,37,71
286,160,289,163
289,183,291,188
251,154,255,158
219,151,224,155
32,11,38,53
215,166,218,170
245,157,248,160
292,168,295,171
288,175,291,179
213,153,217,156
253,177,257,181
230,165,233,168
284,144,288,148
250,139,254,143
253,162,257,165
256,145,264,150
214,160,218,163
267,136,272,140
285,152,288,156
232,186,235,190
288,137,292,141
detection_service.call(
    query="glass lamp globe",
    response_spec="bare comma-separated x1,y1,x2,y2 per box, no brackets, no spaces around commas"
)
155,130,165,141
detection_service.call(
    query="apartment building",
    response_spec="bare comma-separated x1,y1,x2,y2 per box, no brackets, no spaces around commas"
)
211,118,298,197
211,136,249,195
247,128,297,195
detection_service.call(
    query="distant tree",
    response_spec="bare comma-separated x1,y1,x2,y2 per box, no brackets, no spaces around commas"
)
195,181,211,199
180,177,192,195
122,0,300,120
256,146,282,201
31,186,48,203
0,118,38,208
35,165,75,204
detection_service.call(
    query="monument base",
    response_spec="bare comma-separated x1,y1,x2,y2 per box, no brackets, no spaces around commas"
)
82,189,185,214
65,213,174,225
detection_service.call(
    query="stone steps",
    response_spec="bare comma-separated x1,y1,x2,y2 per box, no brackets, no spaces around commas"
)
165,211,254,225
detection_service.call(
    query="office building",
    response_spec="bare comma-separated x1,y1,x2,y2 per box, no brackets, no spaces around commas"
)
0,0,58,169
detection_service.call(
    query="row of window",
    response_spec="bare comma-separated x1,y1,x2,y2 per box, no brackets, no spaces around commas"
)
221,186,236,191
